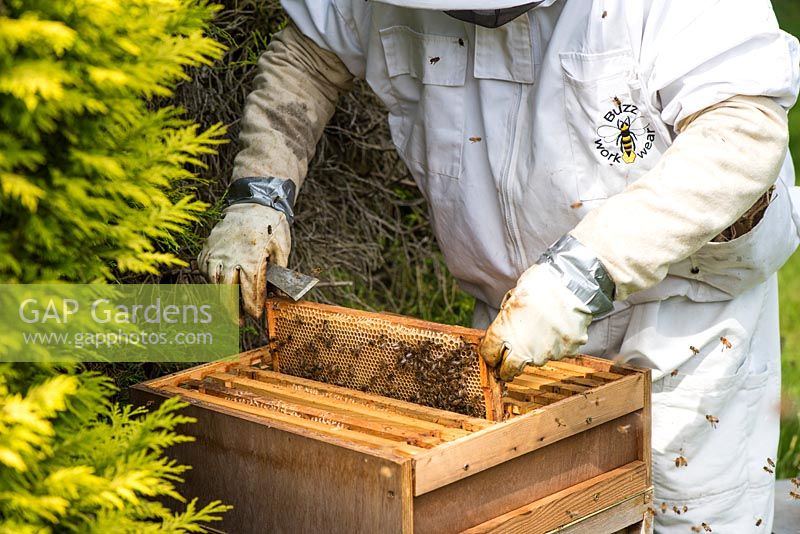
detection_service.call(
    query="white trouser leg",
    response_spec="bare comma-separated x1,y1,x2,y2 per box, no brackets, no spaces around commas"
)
619,278,779,533
568,286,776,532
472,276,780,533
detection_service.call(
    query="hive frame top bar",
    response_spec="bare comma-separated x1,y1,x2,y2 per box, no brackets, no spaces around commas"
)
267,298,486,337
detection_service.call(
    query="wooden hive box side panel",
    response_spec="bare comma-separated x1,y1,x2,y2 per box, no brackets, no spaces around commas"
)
412,413,645,533
460,464,650,534
131,386,413,534
413,372,647,495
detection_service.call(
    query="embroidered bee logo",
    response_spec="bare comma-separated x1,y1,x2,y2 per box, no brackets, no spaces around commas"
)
594,98,656,165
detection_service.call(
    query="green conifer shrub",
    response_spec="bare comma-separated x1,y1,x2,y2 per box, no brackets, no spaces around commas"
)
0,1,232,531
0,367,230,533
0,0,226,281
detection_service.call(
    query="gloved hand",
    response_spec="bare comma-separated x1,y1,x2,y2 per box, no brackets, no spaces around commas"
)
198,203,291,320
480,263,593,381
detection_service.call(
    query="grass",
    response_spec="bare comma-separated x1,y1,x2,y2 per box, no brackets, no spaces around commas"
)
773,0,800,478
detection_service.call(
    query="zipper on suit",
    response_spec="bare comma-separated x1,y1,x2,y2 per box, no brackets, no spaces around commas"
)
499,86,528,272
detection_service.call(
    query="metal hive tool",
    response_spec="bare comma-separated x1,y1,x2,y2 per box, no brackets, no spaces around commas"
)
265,299,503,420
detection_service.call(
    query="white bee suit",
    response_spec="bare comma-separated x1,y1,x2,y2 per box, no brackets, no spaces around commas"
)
276,0,800,530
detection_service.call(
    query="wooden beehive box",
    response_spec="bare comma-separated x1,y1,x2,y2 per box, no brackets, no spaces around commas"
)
132,299,652,533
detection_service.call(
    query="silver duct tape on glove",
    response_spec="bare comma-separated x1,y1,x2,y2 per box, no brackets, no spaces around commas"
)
228,176,297,224
537,235,616,317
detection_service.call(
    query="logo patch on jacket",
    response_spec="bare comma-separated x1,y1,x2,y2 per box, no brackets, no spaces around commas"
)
594,99,656,165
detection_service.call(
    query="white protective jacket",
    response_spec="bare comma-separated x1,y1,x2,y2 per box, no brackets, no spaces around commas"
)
275,0,800,531
283,0,799,306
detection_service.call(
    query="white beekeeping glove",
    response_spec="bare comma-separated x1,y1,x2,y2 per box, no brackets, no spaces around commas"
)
198,202,290,320
482,95,788,381
481,261,593,381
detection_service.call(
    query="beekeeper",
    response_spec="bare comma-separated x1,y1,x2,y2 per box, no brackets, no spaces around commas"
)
198,0,800,530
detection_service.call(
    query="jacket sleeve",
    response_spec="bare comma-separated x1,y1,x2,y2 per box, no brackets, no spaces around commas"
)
280,0,370,80
570,95,789,301
566,2,799,301
640,0,800,129
232,23,355,188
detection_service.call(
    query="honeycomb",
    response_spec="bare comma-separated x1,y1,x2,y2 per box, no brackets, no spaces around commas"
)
267,300,488,418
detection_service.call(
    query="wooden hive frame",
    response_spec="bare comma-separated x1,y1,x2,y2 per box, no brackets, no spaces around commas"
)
263,298,505,420
132,302,652,533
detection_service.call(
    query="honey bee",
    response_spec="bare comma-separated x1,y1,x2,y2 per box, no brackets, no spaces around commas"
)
596,115,649,164
469,136,482,143
691,527,702,533
767,457,775,467
647,507,657,516
660,502,668,514
670,369,679,377
570,200,584,209
616,424,631,434
702,523,712,532
672,505,681,515
675,450,688,468
763,466,774,474
791,477,800,487
429,56,440,65
683,505,688,513
755,518,762,527
602,10,608,18
458,38,465,47
690,345,700,355
555,417,567,427
720,336,732,350
790,491,800,500
706,415,719,428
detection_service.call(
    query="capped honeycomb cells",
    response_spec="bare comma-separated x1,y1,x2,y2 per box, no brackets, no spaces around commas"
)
269,303,487,418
